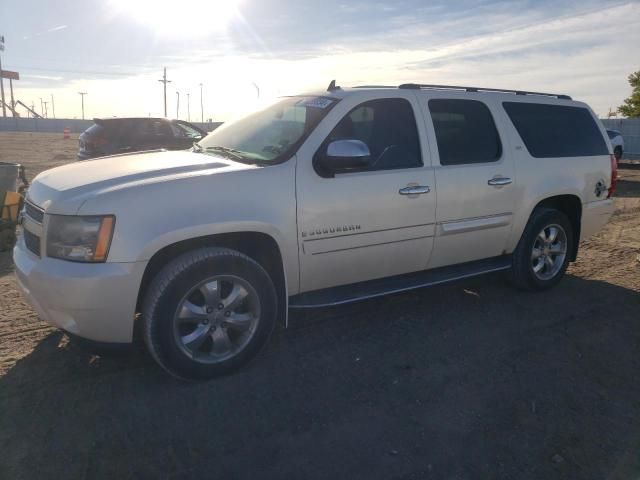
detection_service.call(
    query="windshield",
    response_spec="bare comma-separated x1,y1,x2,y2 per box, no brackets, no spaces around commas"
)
197,96,338,164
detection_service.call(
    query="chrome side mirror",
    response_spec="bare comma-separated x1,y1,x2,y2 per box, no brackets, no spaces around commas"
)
316,139,372,176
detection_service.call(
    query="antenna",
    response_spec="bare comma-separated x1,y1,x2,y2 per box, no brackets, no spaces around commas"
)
327,80,340,92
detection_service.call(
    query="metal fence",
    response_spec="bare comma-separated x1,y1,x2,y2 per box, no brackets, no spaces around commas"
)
0,117,222,133
601,118,640,160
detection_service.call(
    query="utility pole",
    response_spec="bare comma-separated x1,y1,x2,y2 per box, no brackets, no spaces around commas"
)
0,34,6,118
186,92,190,121
158,67,171,117
199,83,203,123
176,91,180,119
9,79,15,117
43,101,48,118
50,94,55,118
40,98,44,116
78,91,87,120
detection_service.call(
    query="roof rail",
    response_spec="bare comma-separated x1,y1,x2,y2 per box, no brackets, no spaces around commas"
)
398,83,571,100
352,85,397,89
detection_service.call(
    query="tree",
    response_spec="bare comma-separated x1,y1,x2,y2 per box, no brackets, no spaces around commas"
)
618,70,640,118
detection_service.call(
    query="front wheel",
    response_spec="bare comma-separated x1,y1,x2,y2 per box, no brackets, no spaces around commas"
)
143,247,277,380
510,208,573,291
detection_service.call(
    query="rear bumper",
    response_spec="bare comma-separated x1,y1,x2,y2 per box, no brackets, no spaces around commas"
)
13,236,146,343
581,199,614,241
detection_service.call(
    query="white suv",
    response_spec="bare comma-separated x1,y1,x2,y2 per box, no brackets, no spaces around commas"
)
606,129,624,161
14,82,617,379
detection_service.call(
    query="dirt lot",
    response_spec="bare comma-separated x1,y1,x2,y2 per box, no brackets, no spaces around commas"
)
1,132,639,479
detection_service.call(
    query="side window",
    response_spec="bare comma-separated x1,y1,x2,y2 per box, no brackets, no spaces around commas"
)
150,120,171,137
172,122,204,139
428,99,502,166
324,98,422,172
502,102,608,158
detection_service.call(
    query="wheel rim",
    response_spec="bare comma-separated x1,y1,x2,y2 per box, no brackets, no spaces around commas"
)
531,224,567,281
173,275,261,364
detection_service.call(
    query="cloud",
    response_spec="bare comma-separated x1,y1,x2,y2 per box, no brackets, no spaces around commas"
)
10,0,639,118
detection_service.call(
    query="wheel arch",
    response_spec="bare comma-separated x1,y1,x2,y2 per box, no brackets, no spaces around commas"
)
522,194,582,261
134,231,288,341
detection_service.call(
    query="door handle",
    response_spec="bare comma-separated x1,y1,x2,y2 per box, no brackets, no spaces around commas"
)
488,177,512,186
399,185,430,195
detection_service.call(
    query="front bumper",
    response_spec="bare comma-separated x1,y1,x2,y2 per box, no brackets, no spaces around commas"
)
13,235,146,343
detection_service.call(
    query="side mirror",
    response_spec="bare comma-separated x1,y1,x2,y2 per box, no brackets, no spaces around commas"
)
316,139,372,176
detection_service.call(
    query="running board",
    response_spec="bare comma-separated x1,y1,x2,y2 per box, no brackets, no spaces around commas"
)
289,255,512,308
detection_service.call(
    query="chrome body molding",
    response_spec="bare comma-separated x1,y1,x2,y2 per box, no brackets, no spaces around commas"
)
438,213,513,236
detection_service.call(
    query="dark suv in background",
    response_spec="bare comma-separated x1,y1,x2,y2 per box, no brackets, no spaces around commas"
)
78,117,207,160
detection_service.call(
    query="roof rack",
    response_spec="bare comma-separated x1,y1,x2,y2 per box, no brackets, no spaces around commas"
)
352,85,398,89
397,83,571,100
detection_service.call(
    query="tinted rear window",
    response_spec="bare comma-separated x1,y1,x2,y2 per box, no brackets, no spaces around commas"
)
607,130,621,140
85,124,105,136
503,102,608,158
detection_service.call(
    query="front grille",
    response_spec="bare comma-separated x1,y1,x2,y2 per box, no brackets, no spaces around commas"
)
24,229,41,257
25,201,44,224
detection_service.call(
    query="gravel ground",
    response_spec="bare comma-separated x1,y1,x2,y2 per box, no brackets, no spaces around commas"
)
1,132,639,479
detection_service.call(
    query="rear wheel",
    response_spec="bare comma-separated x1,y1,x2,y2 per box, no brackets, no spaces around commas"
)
510,208,573,291
143,247,277,380
614,146,622,162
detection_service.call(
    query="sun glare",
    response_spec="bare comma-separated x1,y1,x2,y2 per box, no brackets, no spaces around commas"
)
109,0,241,37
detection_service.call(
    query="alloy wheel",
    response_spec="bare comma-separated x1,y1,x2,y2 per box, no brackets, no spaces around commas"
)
173,275,261,363
531,224,567,281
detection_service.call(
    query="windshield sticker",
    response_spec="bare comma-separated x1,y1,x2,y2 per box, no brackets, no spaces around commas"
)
297,97,335,109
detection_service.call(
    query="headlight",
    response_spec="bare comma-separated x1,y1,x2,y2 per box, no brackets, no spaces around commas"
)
46,215,115,262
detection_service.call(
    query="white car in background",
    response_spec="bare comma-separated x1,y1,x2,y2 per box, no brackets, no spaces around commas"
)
607,129,624,161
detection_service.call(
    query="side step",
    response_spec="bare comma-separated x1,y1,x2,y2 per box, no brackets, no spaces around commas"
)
289,255,512,308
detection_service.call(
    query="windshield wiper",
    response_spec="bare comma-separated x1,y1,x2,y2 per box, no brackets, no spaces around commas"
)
192,142,204,153
203,146,250,162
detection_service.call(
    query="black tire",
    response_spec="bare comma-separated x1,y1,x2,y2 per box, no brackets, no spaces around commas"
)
510,208,574,291
142,247,277,380
614,146,622,162
0,228,17,252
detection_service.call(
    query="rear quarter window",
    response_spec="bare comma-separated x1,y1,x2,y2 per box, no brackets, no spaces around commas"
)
85,124,105,136
502,102,608,158
606,130,621,140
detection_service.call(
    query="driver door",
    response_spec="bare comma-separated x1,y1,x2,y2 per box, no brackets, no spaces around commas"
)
295,94,437,293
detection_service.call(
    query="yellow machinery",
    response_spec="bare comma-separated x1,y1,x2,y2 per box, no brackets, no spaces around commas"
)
0,163,28,252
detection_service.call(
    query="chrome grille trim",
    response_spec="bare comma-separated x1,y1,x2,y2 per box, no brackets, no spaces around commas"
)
24,229,41,257
25,201,44,224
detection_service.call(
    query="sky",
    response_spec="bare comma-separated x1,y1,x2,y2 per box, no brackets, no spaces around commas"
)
0,0,638,121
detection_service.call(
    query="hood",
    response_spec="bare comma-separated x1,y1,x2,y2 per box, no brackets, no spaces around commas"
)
27,150,255,214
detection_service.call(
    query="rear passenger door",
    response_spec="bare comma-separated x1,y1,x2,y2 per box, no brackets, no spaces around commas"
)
421,96,516,268
132,120,173,151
